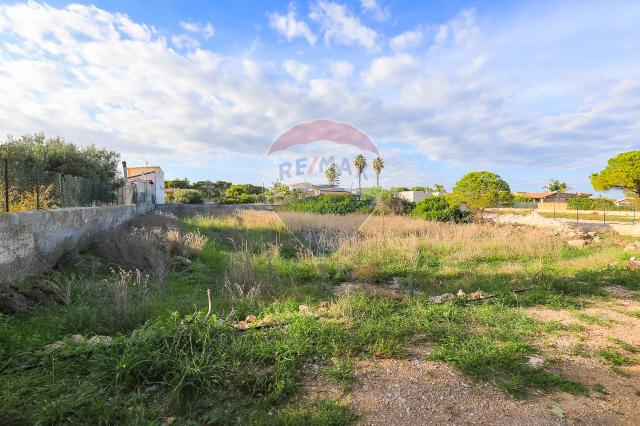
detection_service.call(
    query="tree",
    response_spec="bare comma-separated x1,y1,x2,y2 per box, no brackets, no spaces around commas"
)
432,184,446,193
412,196,469,223
353,154,367,196
325,163,341,188
192,180,216,199
372,157,384,187
451,171,513,215
165,178,190,189
591,151,640,197
170,188,203,204
268,181,291,201
543,179,569,192
0,133,121,185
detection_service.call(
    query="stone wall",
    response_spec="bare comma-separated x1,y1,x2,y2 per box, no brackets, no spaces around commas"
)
0,201,154,284
490,211,640,236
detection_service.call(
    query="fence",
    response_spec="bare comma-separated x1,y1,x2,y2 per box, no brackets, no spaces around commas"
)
492,201,637,225
0,159,148,213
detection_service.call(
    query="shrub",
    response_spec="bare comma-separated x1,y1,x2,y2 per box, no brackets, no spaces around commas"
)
171,188,203,204
372,190,412,215
286,194,371,214
567,197,618,210
412,196,469,222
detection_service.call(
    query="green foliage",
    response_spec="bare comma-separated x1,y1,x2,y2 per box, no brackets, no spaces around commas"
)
451,171,513,211
286,194,370,214
223,184,263,204
591,151,640,196
567,197,619,211
372,190,413,215
165,178,190,189
412,196,470,222
0,133,121,184
169,188,203,204
544,179,569,192
325,163,341,187
267,181,292,202
513,193,534,202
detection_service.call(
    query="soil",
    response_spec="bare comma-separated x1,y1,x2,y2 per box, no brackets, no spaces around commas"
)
303,298,640,425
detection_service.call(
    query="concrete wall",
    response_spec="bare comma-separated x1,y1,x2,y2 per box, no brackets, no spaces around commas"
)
490,211,640,237
0,201,153,285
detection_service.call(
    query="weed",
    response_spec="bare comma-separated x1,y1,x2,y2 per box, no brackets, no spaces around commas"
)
324,357,356,392
597,348,635,366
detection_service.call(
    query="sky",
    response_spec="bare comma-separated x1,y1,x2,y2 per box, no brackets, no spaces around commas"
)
0,0,638,195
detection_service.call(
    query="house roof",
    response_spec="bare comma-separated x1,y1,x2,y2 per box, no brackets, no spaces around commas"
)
524,191,555,199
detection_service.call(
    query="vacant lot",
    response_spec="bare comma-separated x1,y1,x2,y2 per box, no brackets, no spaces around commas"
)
1,209,639,425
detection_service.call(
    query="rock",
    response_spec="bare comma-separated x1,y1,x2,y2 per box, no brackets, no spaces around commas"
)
567,239,587,248
592,236,602,244
456,289,466,298
172,256,192,266
319,301,330,309
628,259,640,272
299,304,312,315
428,293,455,304
87,335,113,345
45,341,65,351
468,290,485,300
527,355,544,369
70,334,86,344
0,285,33,314
245,314,257,323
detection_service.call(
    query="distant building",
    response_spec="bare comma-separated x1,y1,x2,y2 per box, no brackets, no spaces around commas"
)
523,191,591,203
615,197,633,207
287,182,353,198
124,164,165,204
398,190,432,203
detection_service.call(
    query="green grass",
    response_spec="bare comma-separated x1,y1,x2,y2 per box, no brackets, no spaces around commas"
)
2,210,637,423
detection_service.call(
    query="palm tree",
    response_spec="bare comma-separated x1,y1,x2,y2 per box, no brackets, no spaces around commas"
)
543,179,569,193
372,157,384,188
432,184,446,194
325,163,341,188
353,154,367,196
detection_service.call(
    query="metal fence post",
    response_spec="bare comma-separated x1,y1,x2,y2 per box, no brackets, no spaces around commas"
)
35,169,40,210
3,158,8,212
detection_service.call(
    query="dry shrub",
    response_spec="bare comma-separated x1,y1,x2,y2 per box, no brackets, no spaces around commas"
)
183,230,208,258
223,242,274,300
95,225,169,282
166,228,183,255
112,268,153,331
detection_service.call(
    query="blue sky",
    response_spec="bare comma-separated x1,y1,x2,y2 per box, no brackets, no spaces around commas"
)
0,1,638,195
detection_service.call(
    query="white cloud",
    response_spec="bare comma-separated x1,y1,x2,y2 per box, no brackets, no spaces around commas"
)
363,54,417,86
171,34,199,50
433,9,478,48
268,4,317,45
310,1,378,49
330,60,353,79
360,0,389,22
283,59,310,82
180,21,215,38
0,1,639,191
390,28,423,51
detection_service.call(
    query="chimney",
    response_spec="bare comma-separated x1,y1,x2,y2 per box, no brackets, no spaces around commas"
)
122,161,128,179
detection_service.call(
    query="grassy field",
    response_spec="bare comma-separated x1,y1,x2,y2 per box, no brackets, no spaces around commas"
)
1,209,639,424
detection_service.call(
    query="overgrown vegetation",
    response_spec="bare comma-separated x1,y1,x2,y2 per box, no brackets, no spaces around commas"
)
1,209,638,424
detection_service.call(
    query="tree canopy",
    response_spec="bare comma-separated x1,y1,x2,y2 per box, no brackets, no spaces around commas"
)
0,133,121,184
451,171,513,211
591,151,640,197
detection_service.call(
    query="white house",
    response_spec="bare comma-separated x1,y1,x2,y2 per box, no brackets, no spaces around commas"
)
124,164,165,204
398,190,431,203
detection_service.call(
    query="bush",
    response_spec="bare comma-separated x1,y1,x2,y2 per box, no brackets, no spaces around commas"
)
567,197,619,211
412,196,470,222
372,191,412,215
170,188,203,204
286,194,371,214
